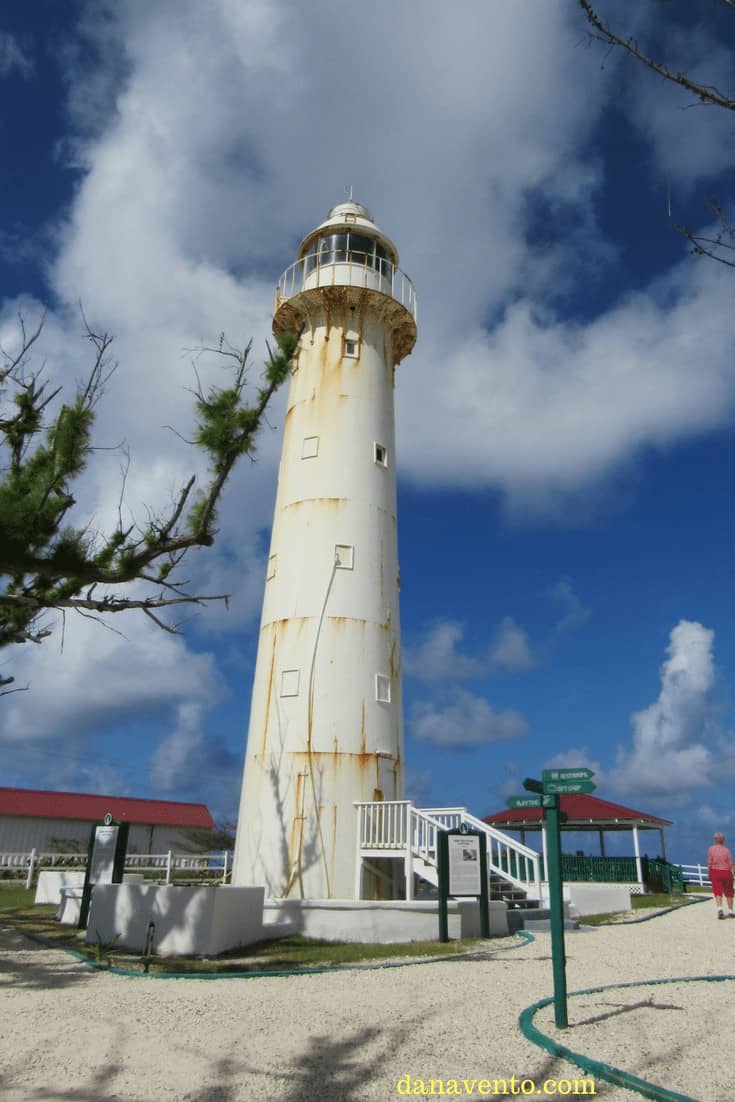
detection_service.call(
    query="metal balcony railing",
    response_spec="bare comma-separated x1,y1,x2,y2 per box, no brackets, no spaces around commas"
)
275,254,417,322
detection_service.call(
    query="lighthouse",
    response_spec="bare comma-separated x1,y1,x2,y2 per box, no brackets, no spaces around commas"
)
232,199,417,900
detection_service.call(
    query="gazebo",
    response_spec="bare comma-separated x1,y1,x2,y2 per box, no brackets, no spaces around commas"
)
484,794,673,892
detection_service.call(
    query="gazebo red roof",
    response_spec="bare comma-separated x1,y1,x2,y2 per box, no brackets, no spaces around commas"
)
0,787,214,829
484,793,671,830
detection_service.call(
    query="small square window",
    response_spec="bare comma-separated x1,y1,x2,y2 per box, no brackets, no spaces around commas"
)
375,674,391,704
344,340,358,358
266,554,277,580
335,544,354,570
345,213,357,223
374,443,387,467
302,436,319,459
280,669,300,697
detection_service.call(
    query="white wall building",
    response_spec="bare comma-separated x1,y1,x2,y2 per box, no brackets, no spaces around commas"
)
233,200,417,900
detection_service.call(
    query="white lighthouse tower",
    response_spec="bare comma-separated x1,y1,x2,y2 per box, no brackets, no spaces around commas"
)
232,199,417,900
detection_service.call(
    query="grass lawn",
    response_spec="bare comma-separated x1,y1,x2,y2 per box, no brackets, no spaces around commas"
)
0,885,514,973
579,892,700,926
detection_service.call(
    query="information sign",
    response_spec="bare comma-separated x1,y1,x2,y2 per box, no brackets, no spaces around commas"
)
448,834,482,896
88,824,119,886
506,796,542,809
542,768,595,783
543,781,596,795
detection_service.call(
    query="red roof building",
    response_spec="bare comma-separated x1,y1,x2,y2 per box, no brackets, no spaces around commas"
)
0,787,215,855
484,793,672,869
484,793,671,831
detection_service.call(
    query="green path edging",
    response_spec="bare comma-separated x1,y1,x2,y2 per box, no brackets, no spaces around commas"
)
2,925,534,980
520,973,735,1102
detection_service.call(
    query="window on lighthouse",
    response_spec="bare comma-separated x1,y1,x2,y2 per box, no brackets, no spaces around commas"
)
374,443,387,467
280,670,300,697
335,544,354,570
302,436,319,459
375,675,391,704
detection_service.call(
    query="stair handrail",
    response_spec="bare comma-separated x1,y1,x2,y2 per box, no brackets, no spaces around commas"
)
408,807,451,869
420,806,541,899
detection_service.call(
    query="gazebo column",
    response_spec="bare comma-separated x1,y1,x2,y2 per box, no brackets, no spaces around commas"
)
599,829,606,857
659,828,667,861
632,826,643,887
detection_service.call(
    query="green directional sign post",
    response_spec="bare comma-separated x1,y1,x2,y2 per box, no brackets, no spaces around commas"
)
521,767,596,1029
542,768,595,783
543,781,596,796
506,796,542,809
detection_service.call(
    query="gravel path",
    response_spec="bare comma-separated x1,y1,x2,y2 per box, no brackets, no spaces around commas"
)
1,899,730,1101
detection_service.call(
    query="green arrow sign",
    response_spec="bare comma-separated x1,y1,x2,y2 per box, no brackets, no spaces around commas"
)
542,768,595,783
506,796,542,809
543,780,596,795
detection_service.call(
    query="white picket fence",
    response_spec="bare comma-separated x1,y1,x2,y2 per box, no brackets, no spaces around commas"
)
0,849,233,889
679,863,711,888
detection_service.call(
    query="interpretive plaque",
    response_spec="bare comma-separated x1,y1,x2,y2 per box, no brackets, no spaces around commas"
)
448,834,481,896
88,824,119,886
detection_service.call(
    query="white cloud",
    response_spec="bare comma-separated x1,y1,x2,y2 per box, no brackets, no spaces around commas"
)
550,577,591,635
405,617,534,682
1,606,225,743
410,689,528,750
404,622,485,682
400,255,735,513
609,620,716,797
490,617,535,673
0,34,33,79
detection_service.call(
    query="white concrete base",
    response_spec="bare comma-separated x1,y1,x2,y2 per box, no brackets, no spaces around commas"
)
86,884,265,956
262,898,508,942
57,887,84,925
562,883,632,916
35,870,86,906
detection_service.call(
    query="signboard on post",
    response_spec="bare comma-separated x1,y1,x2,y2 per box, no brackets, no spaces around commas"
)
448,833,482,896
506,796,542,809
437,827,490,943
542,781,596,795
78,815,129,929
88,823,119,885
542,768,594,783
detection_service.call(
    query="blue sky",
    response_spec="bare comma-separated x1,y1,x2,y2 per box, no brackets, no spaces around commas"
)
2,1,735,866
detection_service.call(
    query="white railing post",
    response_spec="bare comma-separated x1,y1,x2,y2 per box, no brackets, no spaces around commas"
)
25,848,37,890
165,850,172,885
405,828,414,901
222,850,229,884
354,803,363,900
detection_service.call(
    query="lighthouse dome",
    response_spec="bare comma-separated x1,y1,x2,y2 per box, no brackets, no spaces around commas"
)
298,198,398,266
328,200,374,223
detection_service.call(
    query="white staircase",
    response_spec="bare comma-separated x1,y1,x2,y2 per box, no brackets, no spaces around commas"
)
354,801,542,906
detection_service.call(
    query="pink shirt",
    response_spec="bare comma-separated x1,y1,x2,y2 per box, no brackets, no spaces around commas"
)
708,844,733,871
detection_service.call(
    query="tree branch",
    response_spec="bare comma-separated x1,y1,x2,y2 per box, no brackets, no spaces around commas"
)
579,0,735,112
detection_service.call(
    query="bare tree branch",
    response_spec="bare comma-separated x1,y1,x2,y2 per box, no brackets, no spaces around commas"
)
579,0,735,112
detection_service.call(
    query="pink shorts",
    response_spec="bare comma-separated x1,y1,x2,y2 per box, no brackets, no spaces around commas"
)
711,869,733,897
